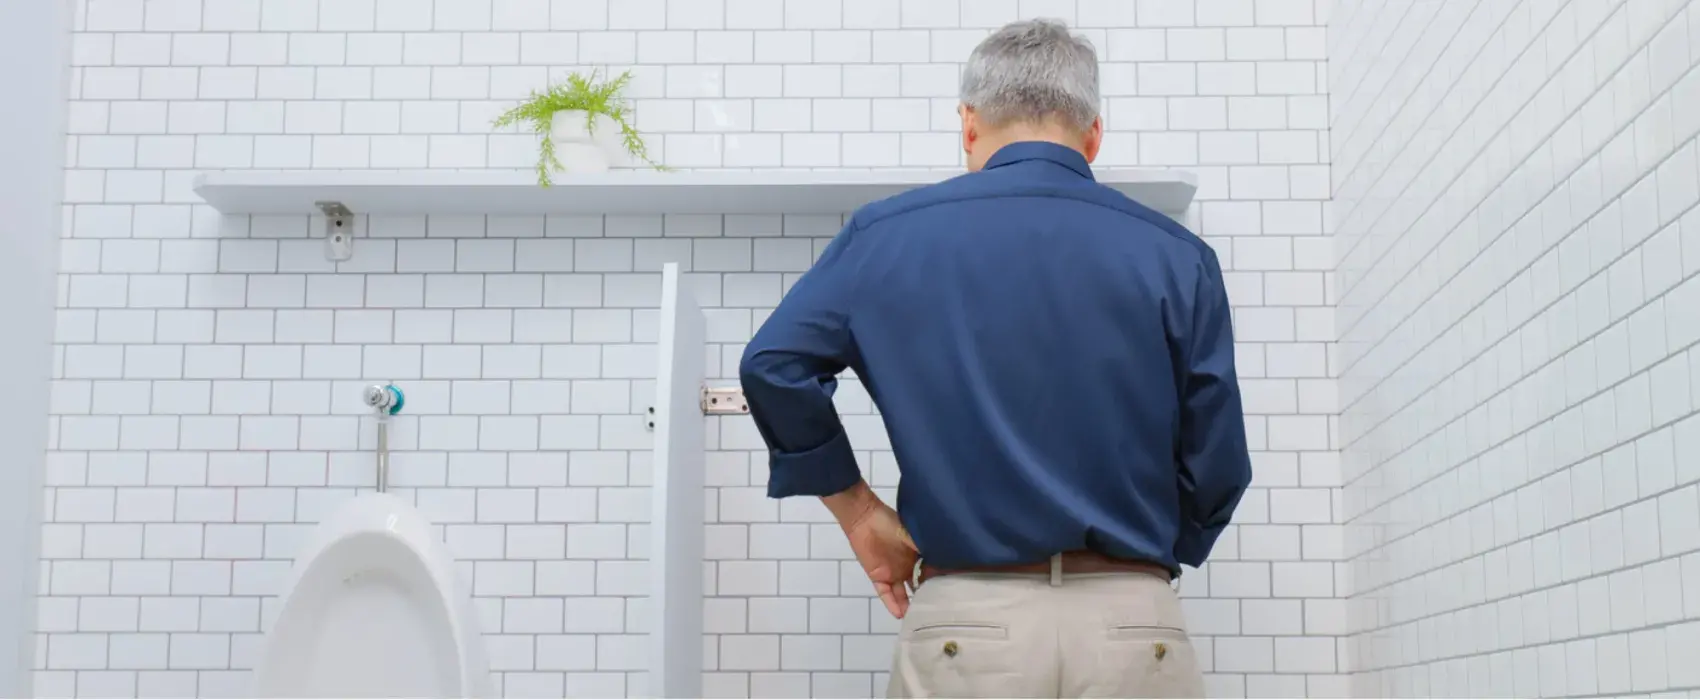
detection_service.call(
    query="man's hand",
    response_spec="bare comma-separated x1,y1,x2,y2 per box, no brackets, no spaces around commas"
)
822,481,920,619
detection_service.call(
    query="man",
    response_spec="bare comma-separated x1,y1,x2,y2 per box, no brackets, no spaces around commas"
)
739,18,1252,699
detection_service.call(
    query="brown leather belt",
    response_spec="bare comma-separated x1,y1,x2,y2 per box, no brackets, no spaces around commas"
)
917,550,1172,586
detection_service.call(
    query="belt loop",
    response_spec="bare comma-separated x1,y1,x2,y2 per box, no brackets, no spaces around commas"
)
1049,553,1063,586
910,558,923,592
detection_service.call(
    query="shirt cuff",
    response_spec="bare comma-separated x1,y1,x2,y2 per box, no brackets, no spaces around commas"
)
765,429,862,499
1173,518,1227,568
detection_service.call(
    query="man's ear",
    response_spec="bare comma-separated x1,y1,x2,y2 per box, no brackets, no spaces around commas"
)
959,104,977,154
1082,116,1104,163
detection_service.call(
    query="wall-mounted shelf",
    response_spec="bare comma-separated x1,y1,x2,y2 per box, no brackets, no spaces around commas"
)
191,168,1198,217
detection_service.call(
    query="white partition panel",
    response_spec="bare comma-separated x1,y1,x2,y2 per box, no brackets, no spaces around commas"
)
649,263,705,699
0,1,70,695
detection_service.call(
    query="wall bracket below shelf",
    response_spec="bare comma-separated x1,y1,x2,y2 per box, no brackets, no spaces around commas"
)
317,200,355,262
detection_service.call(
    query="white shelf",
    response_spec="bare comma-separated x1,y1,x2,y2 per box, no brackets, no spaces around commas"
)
192,168,1198,217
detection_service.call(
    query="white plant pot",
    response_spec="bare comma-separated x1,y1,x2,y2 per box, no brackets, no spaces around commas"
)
553,110,639,169
548,110,614,175
597,128,638,169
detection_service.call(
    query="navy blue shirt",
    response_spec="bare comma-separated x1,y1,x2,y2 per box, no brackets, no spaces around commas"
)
738,141,1252,572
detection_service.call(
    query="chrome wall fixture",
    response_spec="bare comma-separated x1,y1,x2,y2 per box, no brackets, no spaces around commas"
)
362,383,405,493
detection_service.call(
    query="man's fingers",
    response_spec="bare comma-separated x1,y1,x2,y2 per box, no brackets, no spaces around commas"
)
891,576,911,615
873,581,905,618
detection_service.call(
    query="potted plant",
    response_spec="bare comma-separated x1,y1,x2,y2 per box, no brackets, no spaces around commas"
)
492,69,663,186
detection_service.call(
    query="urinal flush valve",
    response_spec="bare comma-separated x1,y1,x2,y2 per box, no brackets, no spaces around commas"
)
364,383,405,416
364,384,404,494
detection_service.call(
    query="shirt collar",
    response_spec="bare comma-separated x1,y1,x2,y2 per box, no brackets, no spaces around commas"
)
982,141,1095,180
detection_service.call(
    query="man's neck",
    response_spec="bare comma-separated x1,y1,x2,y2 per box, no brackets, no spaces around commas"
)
973,131,1088,170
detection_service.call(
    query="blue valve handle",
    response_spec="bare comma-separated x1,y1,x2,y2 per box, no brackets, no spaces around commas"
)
385,385,405,415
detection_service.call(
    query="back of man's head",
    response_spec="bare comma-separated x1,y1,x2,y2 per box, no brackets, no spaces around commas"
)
959,19,1103,170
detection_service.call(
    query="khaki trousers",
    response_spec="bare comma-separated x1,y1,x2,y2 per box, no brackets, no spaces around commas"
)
886,565,1205,699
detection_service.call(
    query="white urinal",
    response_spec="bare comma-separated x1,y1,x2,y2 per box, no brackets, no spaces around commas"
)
255,493,493,698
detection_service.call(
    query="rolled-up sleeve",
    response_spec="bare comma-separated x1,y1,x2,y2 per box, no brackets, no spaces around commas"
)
1173,249,1254,568
739,222,864,499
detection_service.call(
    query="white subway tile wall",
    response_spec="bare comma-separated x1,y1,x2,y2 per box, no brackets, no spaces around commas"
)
1336,0,1700,697
43,1,1337,698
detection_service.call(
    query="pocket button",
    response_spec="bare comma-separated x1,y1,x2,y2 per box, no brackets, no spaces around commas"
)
943,641,959,657
1154,642,1168,660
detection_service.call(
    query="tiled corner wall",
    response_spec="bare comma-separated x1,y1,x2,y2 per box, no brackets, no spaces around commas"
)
1335,0,1700,696
41,1,1338,698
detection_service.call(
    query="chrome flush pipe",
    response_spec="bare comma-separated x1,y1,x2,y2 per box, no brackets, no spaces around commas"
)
362,383,405,493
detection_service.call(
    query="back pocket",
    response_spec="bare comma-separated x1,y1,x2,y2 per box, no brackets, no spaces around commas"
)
1106,624,1188,641
1093,626,1203,699
910,623,1009,641
893,623,1019,698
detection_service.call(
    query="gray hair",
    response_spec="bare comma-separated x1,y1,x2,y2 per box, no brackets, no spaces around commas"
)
960,19,1101,131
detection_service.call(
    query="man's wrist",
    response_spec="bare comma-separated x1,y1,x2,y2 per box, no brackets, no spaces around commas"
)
820,480,880,532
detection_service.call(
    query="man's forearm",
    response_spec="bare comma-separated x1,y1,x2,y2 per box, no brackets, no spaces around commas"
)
821,479,882,532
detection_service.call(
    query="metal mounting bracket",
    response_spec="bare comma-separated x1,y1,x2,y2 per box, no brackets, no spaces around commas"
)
646,387,748,433
701,386,748,415
317,200,355,262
